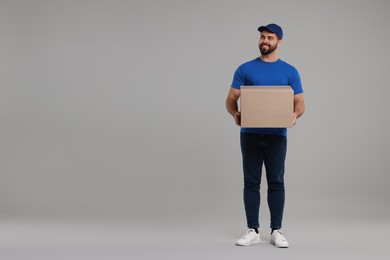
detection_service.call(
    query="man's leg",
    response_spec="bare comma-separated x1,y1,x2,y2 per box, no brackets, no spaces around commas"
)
263,134,287,230
240,133,264,229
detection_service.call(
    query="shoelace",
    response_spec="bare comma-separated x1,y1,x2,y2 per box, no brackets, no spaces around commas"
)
241,229,256,239
274,230,286,241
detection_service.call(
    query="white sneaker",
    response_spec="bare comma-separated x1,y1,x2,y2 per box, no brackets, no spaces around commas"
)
236,228,261,246
271,230,289,248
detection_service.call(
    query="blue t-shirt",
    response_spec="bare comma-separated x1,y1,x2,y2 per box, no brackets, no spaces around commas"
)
231,57,303,136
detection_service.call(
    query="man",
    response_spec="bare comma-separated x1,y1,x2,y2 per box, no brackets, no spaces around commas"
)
225,23,305,248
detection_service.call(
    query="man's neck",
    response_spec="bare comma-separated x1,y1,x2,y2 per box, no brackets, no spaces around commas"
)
259,53,278,62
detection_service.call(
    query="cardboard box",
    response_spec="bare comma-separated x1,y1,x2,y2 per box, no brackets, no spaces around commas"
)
240,86,294,128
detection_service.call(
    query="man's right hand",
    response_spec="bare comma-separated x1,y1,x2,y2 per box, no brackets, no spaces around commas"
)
234,111,241,126
226,87,241,127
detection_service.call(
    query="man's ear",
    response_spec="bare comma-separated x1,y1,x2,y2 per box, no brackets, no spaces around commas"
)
277,39,283,47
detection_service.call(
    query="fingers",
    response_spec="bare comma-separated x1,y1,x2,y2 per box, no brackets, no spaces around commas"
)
235,112,241,126
292,113,297,126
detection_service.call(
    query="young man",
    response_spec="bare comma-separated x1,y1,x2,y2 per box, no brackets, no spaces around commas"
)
225,23,305,248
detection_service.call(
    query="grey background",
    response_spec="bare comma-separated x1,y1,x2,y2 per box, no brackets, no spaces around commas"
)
1,0,390,259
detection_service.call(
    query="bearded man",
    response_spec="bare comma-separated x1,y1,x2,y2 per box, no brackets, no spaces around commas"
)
225,23,305,248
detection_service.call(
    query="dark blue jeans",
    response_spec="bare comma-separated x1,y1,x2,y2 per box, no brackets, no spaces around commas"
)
240,132,287,230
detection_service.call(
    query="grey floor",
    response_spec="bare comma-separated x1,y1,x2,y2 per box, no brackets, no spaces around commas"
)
0,217,388,260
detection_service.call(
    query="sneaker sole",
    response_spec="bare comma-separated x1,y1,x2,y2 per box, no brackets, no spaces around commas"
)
271,241,289,248
236,238,261,246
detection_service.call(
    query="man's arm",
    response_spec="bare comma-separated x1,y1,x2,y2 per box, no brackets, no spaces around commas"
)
226,87,241,126
292,93,305,126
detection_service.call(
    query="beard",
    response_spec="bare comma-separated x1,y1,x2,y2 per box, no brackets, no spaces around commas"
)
259,43,278,55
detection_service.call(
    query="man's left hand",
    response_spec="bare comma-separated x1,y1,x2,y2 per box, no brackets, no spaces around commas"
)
292,112,298,126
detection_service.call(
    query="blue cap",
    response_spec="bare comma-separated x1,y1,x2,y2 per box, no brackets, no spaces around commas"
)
258,23,283,39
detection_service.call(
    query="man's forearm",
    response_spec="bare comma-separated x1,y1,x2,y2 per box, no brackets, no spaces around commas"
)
226,98,239,117
294,100,305,118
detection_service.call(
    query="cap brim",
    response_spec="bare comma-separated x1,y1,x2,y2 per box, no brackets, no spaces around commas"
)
257,26,267,32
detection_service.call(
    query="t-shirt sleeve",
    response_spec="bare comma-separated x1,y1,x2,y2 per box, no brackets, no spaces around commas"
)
231,66,245,90
290,67,303,95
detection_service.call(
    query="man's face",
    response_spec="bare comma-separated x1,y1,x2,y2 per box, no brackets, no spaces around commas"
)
258,30,281,55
